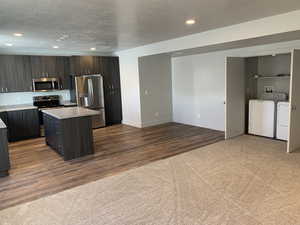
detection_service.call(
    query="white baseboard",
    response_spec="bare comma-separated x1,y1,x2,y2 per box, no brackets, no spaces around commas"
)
122,120,142,128
141,117,172,128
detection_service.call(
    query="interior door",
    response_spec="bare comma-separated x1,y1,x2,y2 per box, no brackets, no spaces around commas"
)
288,49,300,153
225,57,245,139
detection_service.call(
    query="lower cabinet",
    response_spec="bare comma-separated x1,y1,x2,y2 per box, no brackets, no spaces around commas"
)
0,125,10,177
43,113,94,160
7,109,40,142
0,112,8,126
43,114,61,155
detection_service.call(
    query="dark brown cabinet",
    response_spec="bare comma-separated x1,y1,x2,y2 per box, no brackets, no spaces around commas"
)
70,56,95,75
0,124,10,177
0,55,122,125
7,109,40,142
0,55,71,93
44,113,94,161
31,56,70,89
55,57,70,89
0,55,32,92
30,56,56,78
70,56,122,125
100,57,122,125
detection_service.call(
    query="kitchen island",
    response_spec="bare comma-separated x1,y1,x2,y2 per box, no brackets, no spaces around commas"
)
42,107,99,161
0,118,10,177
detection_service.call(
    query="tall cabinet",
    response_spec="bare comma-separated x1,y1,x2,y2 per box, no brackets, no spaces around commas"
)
70,56,122,125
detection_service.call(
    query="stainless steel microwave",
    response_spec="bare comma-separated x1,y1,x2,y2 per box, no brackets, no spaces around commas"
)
32,78,61,92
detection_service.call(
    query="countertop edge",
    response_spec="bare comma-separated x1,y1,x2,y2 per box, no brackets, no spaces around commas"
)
0,119,7,129
42,107,100,120
0,104,38,112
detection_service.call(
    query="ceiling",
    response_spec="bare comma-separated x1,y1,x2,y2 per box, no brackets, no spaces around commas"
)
0,0,300,55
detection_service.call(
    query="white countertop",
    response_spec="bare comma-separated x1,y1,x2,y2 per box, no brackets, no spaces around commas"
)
61,101,78,107
0,119,6,129
0,104,37,112
42,107,100,119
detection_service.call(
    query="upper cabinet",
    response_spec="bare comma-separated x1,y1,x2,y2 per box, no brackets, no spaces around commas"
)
0,55,70,93
30,56,56,78
0,55,32,93
0,55,119,103
70,56,94,76
31,56,70,89
55,57,70,89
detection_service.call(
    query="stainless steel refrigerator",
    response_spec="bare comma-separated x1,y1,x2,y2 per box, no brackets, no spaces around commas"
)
75,74,105,128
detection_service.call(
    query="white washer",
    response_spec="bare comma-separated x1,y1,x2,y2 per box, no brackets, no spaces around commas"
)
276,102,289,141
248,100,275,138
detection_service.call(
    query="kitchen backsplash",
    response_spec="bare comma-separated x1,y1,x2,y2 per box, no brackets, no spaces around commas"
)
0,90,70,106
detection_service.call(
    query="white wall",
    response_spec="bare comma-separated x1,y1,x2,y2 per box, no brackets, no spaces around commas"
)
172,53,226,131
171,41,300,132
0,90,70,106
139,54,172,127
116,10,300,128
118,55,142,127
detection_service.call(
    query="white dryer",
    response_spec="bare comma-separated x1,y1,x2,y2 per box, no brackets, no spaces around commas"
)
276,102,289,141
248,100,275,138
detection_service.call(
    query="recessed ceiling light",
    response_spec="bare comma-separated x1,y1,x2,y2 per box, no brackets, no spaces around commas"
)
53,45,59,49
5,43,13,46
185,19,196,25
90,47,96,51
13,33,23,37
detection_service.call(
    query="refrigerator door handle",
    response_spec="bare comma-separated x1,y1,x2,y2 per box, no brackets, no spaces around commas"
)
88,78,94,106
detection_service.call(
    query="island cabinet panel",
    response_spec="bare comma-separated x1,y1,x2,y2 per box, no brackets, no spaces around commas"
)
0,126,10,177
7,109,40,142
44,114,94,161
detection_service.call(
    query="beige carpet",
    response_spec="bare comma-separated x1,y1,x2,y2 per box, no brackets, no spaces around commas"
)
1,135,300,225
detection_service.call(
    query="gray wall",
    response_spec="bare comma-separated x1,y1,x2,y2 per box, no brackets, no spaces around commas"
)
258,54,291,76
257,54,291,98
245,54,291,100
138,54,173,127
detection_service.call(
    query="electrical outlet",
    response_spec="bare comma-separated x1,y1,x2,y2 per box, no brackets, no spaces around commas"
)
145,90,149,95
197,113,201,119
155,112,159,117
264,86,273,93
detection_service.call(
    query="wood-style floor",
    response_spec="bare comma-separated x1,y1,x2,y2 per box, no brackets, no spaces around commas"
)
0,123,224,210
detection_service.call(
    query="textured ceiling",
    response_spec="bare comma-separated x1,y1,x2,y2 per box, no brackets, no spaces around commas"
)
0,0,300,55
